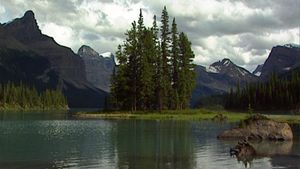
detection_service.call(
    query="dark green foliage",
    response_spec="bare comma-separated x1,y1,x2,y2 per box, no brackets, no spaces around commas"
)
225,72,300,111
177,32,196,109
110,7,196,111
0,82,67,110
160,6,172,110
171,18,180,109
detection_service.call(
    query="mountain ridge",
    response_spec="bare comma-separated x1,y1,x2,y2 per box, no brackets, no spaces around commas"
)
0,10,107,108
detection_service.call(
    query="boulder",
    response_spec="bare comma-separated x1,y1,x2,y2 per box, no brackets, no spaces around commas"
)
218,114,293,141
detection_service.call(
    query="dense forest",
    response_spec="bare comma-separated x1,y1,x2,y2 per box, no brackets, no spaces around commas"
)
0,82,68,110
225,72,300,111
110,7,195,111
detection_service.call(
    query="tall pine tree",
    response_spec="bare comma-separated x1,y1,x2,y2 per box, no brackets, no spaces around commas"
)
170,18,180,109
178,32,196,109
160,6,172,110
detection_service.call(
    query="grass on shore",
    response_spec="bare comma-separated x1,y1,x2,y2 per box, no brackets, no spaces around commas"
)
76,109,300,124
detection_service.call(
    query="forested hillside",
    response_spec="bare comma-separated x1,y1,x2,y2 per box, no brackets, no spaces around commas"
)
225,71,300,111
0,82,67,110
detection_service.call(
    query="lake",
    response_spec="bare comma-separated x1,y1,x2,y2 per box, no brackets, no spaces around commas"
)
0,112,299,169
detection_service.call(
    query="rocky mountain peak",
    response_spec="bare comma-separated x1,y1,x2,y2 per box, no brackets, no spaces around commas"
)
77,45,115,92
221,58,233,66
23,10,35,20
260,44,300,80
211,58,234,68
78,45,100,58
3,10,41,43
207,58,255,81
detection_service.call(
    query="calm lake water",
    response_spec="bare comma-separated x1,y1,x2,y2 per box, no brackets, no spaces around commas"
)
0,112,299,169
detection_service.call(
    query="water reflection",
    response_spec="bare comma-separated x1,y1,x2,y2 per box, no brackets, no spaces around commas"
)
115,120,196,169
229,140,299,169
0,115,299,169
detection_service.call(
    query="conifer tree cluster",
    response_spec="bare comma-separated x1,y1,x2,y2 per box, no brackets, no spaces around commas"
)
0,82,68,110
111,7,195,111
225,72,300,111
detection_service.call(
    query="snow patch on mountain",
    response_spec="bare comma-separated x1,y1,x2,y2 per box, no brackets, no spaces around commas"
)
223,60,230,66
238,68,248,76
255,72,261,76
284,44,300,49
100,52,113,58
206,66,219,73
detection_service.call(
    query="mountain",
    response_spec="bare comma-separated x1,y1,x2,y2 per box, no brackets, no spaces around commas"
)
0,10,107,108
191,58,257,107
78,45,115,92
260,44,300,80
208,58,255,80
253,64,263,77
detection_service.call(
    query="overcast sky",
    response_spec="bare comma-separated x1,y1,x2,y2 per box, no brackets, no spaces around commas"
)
0,0,299,71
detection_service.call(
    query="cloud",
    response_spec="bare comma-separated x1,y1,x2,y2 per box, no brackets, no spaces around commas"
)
0,0,299,71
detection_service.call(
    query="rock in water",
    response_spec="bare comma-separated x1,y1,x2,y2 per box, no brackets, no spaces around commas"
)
217,114,293,141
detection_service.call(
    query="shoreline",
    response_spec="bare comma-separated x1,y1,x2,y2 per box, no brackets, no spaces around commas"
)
75,109,300,124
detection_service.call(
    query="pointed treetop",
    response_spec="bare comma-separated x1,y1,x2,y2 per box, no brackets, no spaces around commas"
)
138,8,144,30
172,18,177,29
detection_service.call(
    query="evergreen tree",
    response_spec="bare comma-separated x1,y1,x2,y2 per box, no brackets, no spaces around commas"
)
0,82,67,110
110,45,129,109
125,21,139,111
225,72,300,111
160,6,172,109
170,18,180,109
178,32,196,109
139,29,156,109
152,15,163,110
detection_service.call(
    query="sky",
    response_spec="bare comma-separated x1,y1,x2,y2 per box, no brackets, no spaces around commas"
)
0,0,299,71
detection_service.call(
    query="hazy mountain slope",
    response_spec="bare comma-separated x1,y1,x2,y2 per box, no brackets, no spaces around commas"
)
78,45,115,92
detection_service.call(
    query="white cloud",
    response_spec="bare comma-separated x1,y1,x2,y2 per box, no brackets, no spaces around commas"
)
0,0,299,71
40,22,75,48
0,5,5,15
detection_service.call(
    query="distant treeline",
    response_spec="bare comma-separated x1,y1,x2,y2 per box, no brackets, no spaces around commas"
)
110,7,195,111
225,72,300,111
0,82,68,110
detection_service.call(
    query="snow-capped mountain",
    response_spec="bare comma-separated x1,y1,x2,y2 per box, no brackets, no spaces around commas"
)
191,58,257,107
207,58,255,80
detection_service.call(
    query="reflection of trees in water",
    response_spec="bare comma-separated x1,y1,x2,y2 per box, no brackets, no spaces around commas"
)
115,120,195,169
